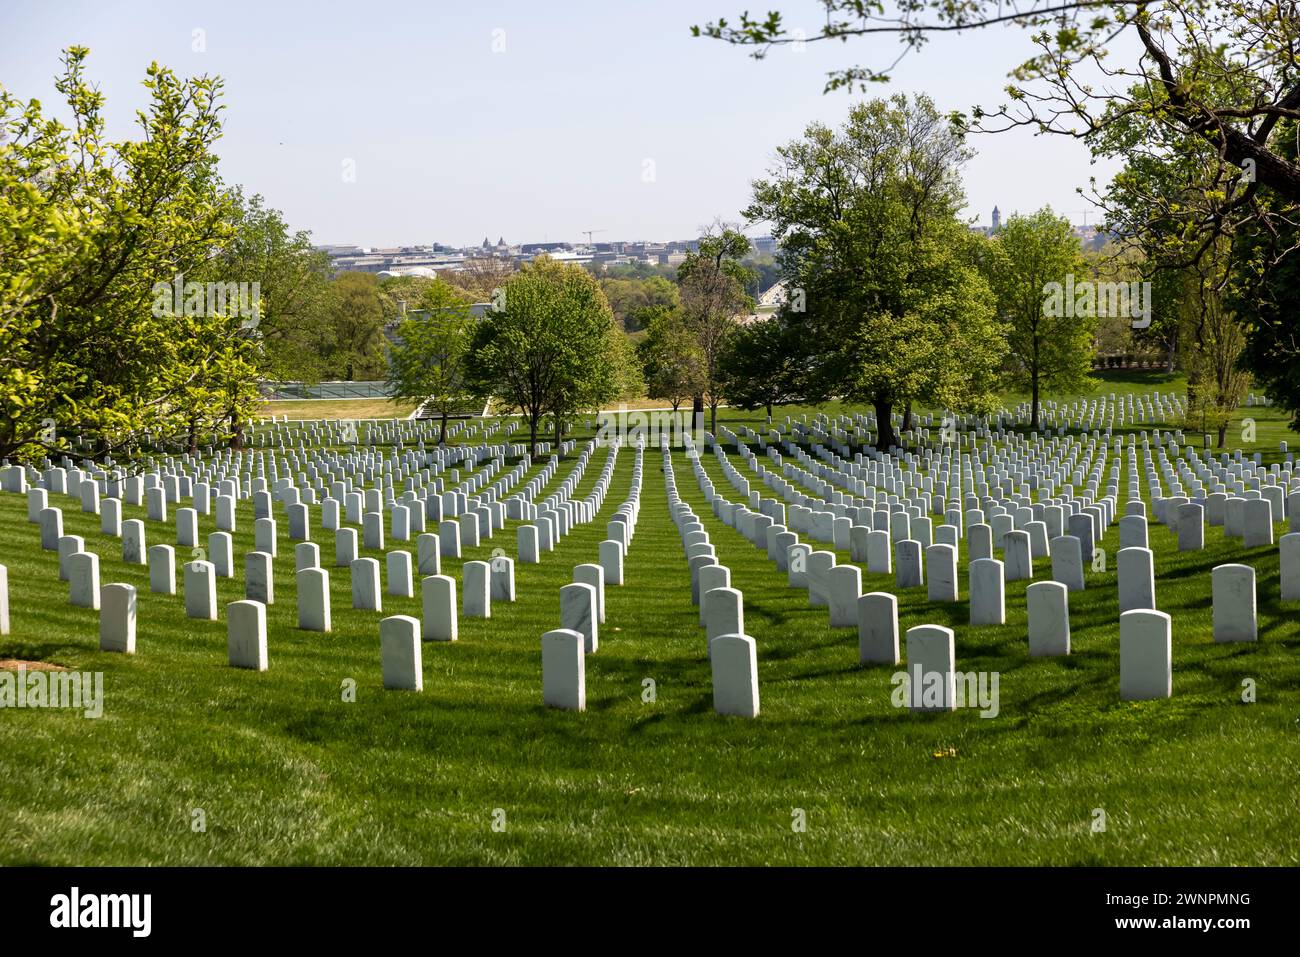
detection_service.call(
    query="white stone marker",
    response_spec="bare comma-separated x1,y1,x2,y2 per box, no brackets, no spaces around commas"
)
68,551,100,609
895,539,924,588
1116,546,1155,612
827,564,862,628
1119,609,1172,700
40,507,64,551
905,624,956,712
209,531,234,578
574,563,605,624
1242,498,1274,548
335,527,358,567
787,542,811,587
697,566,731,626
99,582,136,653
176,507,198,548
926,543,958,602
1119,514,1148,549
1176,503,1204,551
599,540,623,586
518,524,539,564
969,558,1006,625
122,519,148,565
1026,581,1070,656
560,581,599,653
421,575,458,641
227,600,268,671
1003,530,1033,581
246,551,273,604
857,592,899,665
704,586,744,647
254,517,278,557
417,533,441,576
351,557,382,611
710,633,759,718
490,555,516,602
363,511,385,550
101,497,122,537
215,494,236,532
541,628,586,711
439,520,461,559
184,560,217,620
297,567,331,632
56,534,84,581
1050,535,1085,591
295,541,320,572
380,615,423,691
148,544,176,595
463,560,491,618
1281,532,1300,602
1212,564,1257,642
387,550,414,598
866,529,892,574
968,524,993,562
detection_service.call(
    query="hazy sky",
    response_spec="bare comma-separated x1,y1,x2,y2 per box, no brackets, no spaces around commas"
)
1,0,1120,247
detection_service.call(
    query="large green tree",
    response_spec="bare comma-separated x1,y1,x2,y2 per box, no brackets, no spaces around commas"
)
465,257,631,456
985,209,1093,430
386,279,477,445
718,312,810,419
746,94,1003,449
677,228,754,435
325,272,388,381
637,308,705,413
0,47,256,461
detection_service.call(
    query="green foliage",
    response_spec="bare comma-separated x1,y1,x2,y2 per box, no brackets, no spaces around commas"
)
746,94,1002,446
201,189,334,384
0,47,258,461
385,279,477,443
984,208,1094,428
465,257,631,455
324,272,388,381
677,228,754,433
600,276,680,331
719,312,811,417
636,309,705,412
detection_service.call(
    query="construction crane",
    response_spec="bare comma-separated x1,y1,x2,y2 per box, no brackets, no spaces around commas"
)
582,229,606,246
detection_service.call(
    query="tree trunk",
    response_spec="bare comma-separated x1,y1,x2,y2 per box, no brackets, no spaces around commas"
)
901,402,913,434
710,402,718,438
528,412,539,459
873,397,897,450
229,412,245,450
1165,339,1176,373
766,401,773,420
439,410,448,446
692,393,704,426
1217,424,1228,449
554,413,563,452
1031,376,1041,432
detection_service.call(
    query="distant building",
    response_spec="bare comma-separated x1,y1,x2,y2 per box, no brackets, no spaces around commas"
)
991,206,1001,233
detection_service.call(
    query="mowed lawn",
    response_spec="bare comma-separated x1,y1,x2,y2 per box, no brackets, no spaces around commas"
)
260,398,419,420
1,393,1299,865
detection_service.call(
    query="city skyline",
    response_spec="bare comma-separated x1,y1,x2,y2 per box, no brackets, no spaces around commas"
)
0,0,1121,247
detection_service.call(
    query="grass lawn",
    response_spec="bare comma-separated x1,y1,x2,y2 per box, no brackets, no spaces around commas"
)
260,398,419,420
1,385,1299,865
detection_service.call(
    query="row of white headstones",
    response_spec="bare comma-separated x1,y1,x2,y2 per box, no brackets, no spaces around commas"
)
1,437,648,704
666,414,1299,712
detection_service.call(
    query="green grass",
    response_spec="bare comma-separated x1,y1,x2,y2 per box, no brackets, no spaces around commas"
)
2,388,1299,865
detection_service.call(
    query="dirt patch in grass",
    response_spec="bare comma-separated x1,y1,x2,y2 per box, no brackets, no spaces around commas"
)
0,659,67,672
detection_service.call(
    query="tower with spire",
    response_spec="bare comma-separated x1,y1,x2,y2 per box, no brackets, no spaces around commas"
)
991,205,1001,233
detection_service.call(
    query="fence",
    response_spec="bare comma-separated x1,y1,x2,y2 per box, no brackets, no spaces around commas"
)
262,381,391,400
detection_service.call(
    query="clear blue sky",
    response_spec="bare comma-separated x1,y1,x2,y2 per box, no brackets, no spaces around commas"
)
0,0,1118,247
